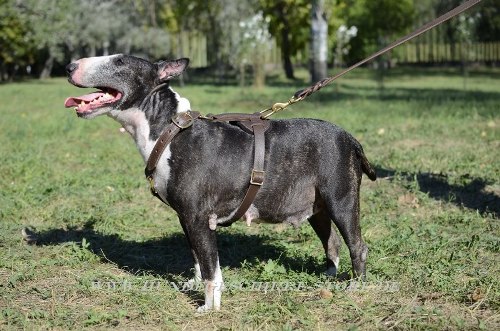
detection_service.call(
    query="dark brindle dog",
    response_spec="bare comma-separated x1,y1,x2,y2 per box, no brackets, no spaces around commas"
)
64,54,376,311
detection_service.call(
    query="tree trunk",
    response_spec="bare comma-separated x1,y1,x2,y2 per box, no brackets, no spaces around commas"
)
66,40,79,63
310,0,328,83
103,40,110,56
8,65,19,82
281,23,295,80
239,62,245,87
0,64,6,82
253,61,265,89
39,54,54,79
375,36,388,90
205,6,223,82
89,44,96,57
253,44,266,88
177,30,185,87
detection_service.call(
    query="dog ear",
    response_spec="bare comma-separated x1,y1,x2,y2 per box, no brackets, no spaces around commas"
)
157,58,189,81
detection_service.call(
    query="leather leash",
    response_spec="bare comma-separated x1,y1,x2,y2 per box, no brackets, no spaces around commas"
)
145,111,269,220
260,0,482,118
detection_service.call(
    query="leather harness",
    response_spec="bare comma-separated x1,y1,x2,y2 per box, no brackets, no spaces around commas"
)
144,111,270,221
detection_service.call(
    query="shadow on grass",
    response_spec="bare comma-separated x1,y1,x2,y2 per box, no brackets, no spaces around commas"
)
31,220,324,280
376,167,499,218
305,85,500,106
211,82,500,118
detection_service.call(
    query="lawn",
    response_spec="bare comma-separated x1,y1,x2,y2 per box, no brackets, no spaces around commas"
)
0,67,498,330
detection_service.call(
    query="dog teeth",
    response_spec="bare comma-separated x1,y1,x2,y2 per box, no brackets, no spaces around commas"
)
80,101,85,106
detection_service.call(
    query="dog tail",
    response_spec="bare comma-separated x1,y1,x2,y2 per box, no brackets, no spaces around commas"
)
360,151,377,181
351,136,377,181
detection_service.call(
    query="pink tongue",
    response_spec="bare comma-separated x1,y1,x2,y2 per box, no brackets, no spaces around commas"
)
64,92,104,107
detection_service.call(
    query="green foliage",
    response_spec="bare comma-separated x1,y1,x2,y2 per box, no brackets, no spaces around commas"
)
260,259,287,280
16,0,75,62
0,67,498,329
347,0,414,60
475,0,500,42
259,0,311,57
0,0,34,66
1,0,499,82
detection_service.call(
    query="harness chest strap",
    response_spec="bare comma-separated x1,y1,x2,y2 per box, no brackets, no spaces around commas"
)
145,111,200,192
144,111,269,220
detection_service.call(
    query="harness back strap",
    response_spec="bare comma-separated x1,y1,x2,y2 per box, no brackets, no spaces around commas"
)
209,113,270,220
232,116,269,220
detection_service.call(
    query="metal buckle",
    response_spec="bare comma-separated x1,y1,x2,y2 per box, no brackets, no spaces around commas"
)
172,112,194,129
250,169,265,186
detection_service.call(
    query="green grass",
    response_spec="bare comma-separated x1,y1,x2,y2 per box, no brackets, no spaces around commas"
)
0,67,499,330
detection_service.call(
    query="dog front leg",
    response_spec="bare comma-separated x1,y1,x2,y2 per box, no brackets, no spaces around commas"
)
185,250,202,287
199,258,223,312
178,222,203,286
182,218,223,311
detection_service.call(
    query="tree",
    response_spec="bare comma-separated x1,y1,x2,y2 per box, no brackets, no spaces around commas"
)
0,0,35,81
311,0,328,82
259,0,310,80
346,0,414,63
118,0,171,60
474,0,500,42
163,0,259,79
345,0,413,88
232,12,273,88
15,0,76,78
13,0,173,78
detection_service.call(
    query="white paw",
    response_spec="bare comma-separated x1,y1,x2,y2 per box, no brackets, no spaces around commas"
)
196,304,209,313
196,304,220,313
186,277,201,287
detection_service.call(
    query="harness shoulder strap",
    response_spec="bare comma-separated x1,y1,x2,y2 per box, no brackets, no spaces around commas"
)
232,116,269,220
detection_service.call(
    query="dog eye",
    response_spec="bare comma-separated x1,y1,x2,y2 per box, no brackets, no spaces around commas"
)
115,58,125,66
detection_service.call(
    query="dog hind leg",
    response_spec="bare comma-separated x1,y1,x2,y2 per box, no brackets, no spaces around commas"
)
331,198,368,278
320,183,368,278
308,211,341,276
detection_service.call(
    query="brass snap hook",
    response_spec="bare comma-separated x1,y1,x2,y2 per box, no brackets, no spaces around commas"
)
260,96,303,119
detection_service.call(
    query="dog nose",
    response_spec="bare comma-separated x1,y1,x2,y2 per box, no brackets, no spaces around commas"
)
65,62,78,75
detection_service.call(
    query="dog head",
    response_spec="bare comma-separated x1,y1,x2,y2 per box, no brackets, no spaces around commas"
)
64,54,189,119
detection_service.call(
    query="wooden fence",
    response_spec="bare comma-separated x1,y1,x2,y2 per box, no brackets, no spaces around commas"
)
169,33,500,68
170,32,207,68
394,41,500,64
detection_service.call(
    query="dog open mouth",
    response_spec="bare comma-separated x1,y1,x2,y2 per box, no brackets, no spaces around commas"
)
64,88,122,114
